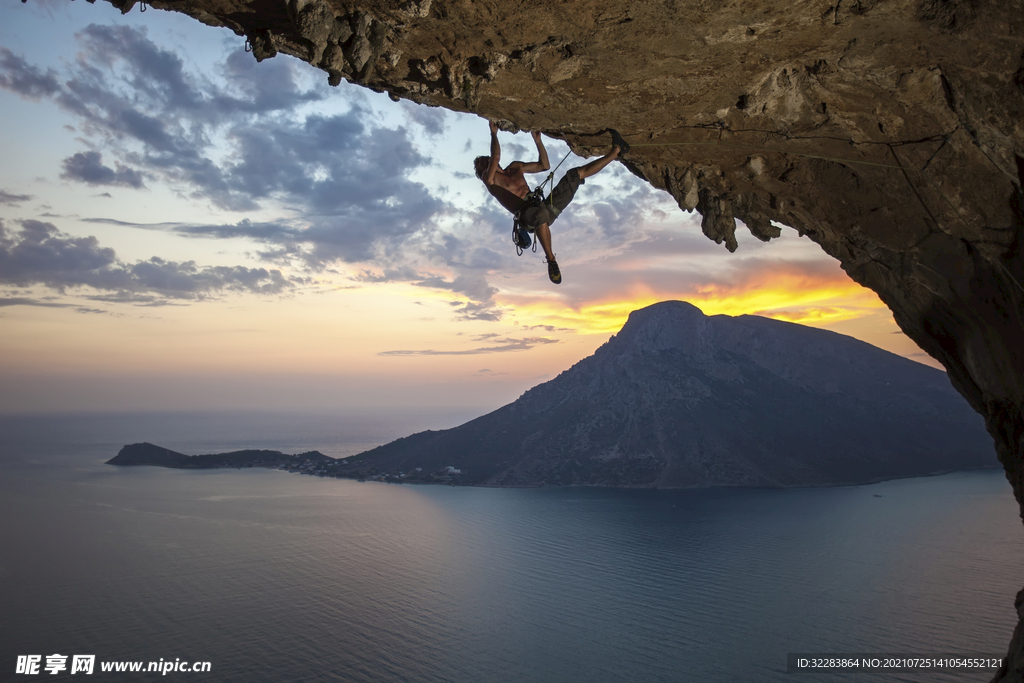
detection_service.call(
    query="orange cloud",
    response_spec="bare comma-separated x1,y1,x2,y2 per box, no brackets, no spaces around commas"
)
498,261,886,335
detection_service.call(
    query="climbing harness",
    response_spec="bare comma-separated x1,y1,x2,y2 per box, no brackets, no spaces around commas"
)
511,149,575,256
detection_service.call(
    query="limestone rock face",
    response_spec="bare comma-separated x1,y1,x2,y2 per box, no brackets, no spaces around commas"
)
91,0,1024,675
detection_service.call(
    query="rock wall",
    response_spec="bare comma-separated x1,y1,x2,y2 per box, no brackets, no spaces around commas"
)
91,0,1024,677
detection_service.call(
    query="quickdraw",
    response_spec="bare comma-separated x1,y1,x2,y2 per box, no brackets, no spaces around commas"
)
535,149,572,210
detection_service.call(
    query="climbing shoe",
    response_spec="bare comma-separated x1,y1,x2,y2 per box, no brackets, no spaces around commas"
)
609,129,630,155
547,258,562,285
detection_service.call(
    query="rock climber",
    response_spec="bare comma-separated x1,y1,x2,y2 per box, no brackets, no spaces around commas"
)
474,122,629,284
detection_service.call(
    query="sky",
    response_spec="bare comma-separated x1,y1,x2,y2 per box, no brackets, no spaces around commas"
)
0,0,940,417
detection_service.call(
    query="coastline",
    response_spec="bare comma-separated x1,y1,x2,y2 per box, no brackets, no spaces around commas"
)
107,442,1003,492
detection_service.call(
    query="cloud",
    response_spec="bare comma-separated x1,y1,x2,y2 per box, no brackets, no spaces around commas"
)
758,306,858,324
0,219,296,301
502,141,530,161
415,272,497,305
379,336,559,356
0,296,71,308
400,100,447,136
0,219,122,291
87,206,444,273
482,222,880,335
0,296,112,314
61,151,145,188
83,214,510,319
523,323,573,332
1,24,559,326
68,23,323,120
0,32,370,209
413,272,502,321
589,182,659,238
0,48,61,100
352,264,503,320
86,217,304,243
83,291,186,306
0,190,33,206
1,25,448,250
422,229,506,268
126,257,294,296
353,265,429,283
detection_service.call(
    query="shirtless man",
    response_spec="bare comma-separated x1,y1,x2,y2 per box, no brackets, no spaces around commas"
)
474,122,629,284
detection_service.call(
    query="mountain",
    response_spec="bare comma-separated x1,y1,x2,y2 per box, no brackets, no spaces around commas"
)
339,301,995,488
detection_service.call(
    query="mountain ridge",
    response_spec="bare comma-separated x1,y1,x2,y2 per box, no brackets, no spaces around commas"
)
339,301,994,488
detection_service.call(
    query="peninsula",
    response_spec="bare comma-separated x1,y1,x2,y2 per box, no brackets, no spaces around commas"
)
107,442,336,474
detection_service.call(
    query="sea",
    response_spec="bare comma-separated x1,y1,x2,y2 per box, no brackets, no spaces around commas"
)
1,411,1021,683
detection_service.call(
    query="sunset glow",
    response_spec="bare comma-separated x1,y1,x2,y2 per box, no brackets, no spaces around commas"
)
0,2,939,415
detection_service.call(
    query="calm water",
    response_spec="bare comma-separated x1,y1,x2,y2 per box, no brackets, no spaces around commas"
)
1,413,1021,682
